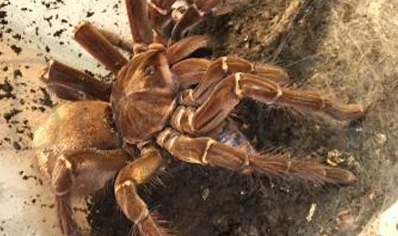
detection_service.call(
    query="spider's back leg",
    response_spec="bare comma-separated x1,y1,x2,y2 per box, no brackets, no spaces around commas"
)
33,101,130,236
157,128,356,185
114,145,173,236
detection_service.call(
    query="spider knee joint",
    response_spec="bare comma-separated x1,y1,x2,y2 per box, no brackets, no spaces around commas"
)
115,180,150,224
157,128,180,154
59,156,72,169
171,106,196,133
179,89,195,104
238,153,251,173
266,86,283,105
201,139,216,164
234,73,243,98
52,156,74,197
286,160,292,173
221,57,229,73
172,106,185,130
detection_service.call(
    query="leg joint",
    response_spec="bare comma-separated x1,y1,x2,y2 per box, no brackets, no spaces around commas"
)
221,56,229,73
266,85,283,105
52,156,74,197
201,139,216,164
115,179,136,193
170,106,196,133
156,128,180,154
238,153,251,173
148,0,170,15
234,73,243,98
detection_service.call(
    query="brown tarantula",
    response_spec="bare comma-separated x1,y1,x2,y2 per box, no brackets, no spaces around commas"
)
33,0,365,236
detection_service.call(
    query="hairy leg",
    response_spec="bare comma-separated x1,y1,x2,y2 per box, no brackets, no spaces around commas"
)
172,73,365,134
114,145,172,236
157,128,356,184
50,149,128,236
179,56,290,106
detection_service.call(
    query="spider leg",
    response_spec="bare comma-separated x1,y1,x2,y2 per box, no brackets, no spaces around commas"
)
55,196,77,236
49,149,128,236
125,0,153,45
157,128,356,184
114,145,172,236
180,56,290,106
147,0,177,41
40,60,112,101
97,28,135,52
171,0,252,40
74,21,128,73
171,58,211,89
171,0,221,40
167,35,211,64
172,73,365,134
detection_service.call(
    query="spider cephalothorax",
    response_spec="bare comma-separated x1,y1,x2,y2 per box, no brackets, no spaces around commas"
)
33,1,365,236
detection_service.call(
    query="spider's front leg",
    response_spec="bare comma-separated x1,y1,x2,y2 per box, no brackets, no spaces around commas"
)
74,21,129,73
166,35,211,63
171,0,252,40
171,58,211,89
179,56,290,106
157,128,356,184
171,0,222,40
173,73,365,134
43,20,136,101
126,0,154,45
147,0,252,41
147,0,178,41
114,145,172,236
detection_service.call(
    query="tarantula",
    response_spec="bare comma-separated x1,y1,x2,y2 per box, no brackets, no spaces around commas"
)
33,0,365,236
